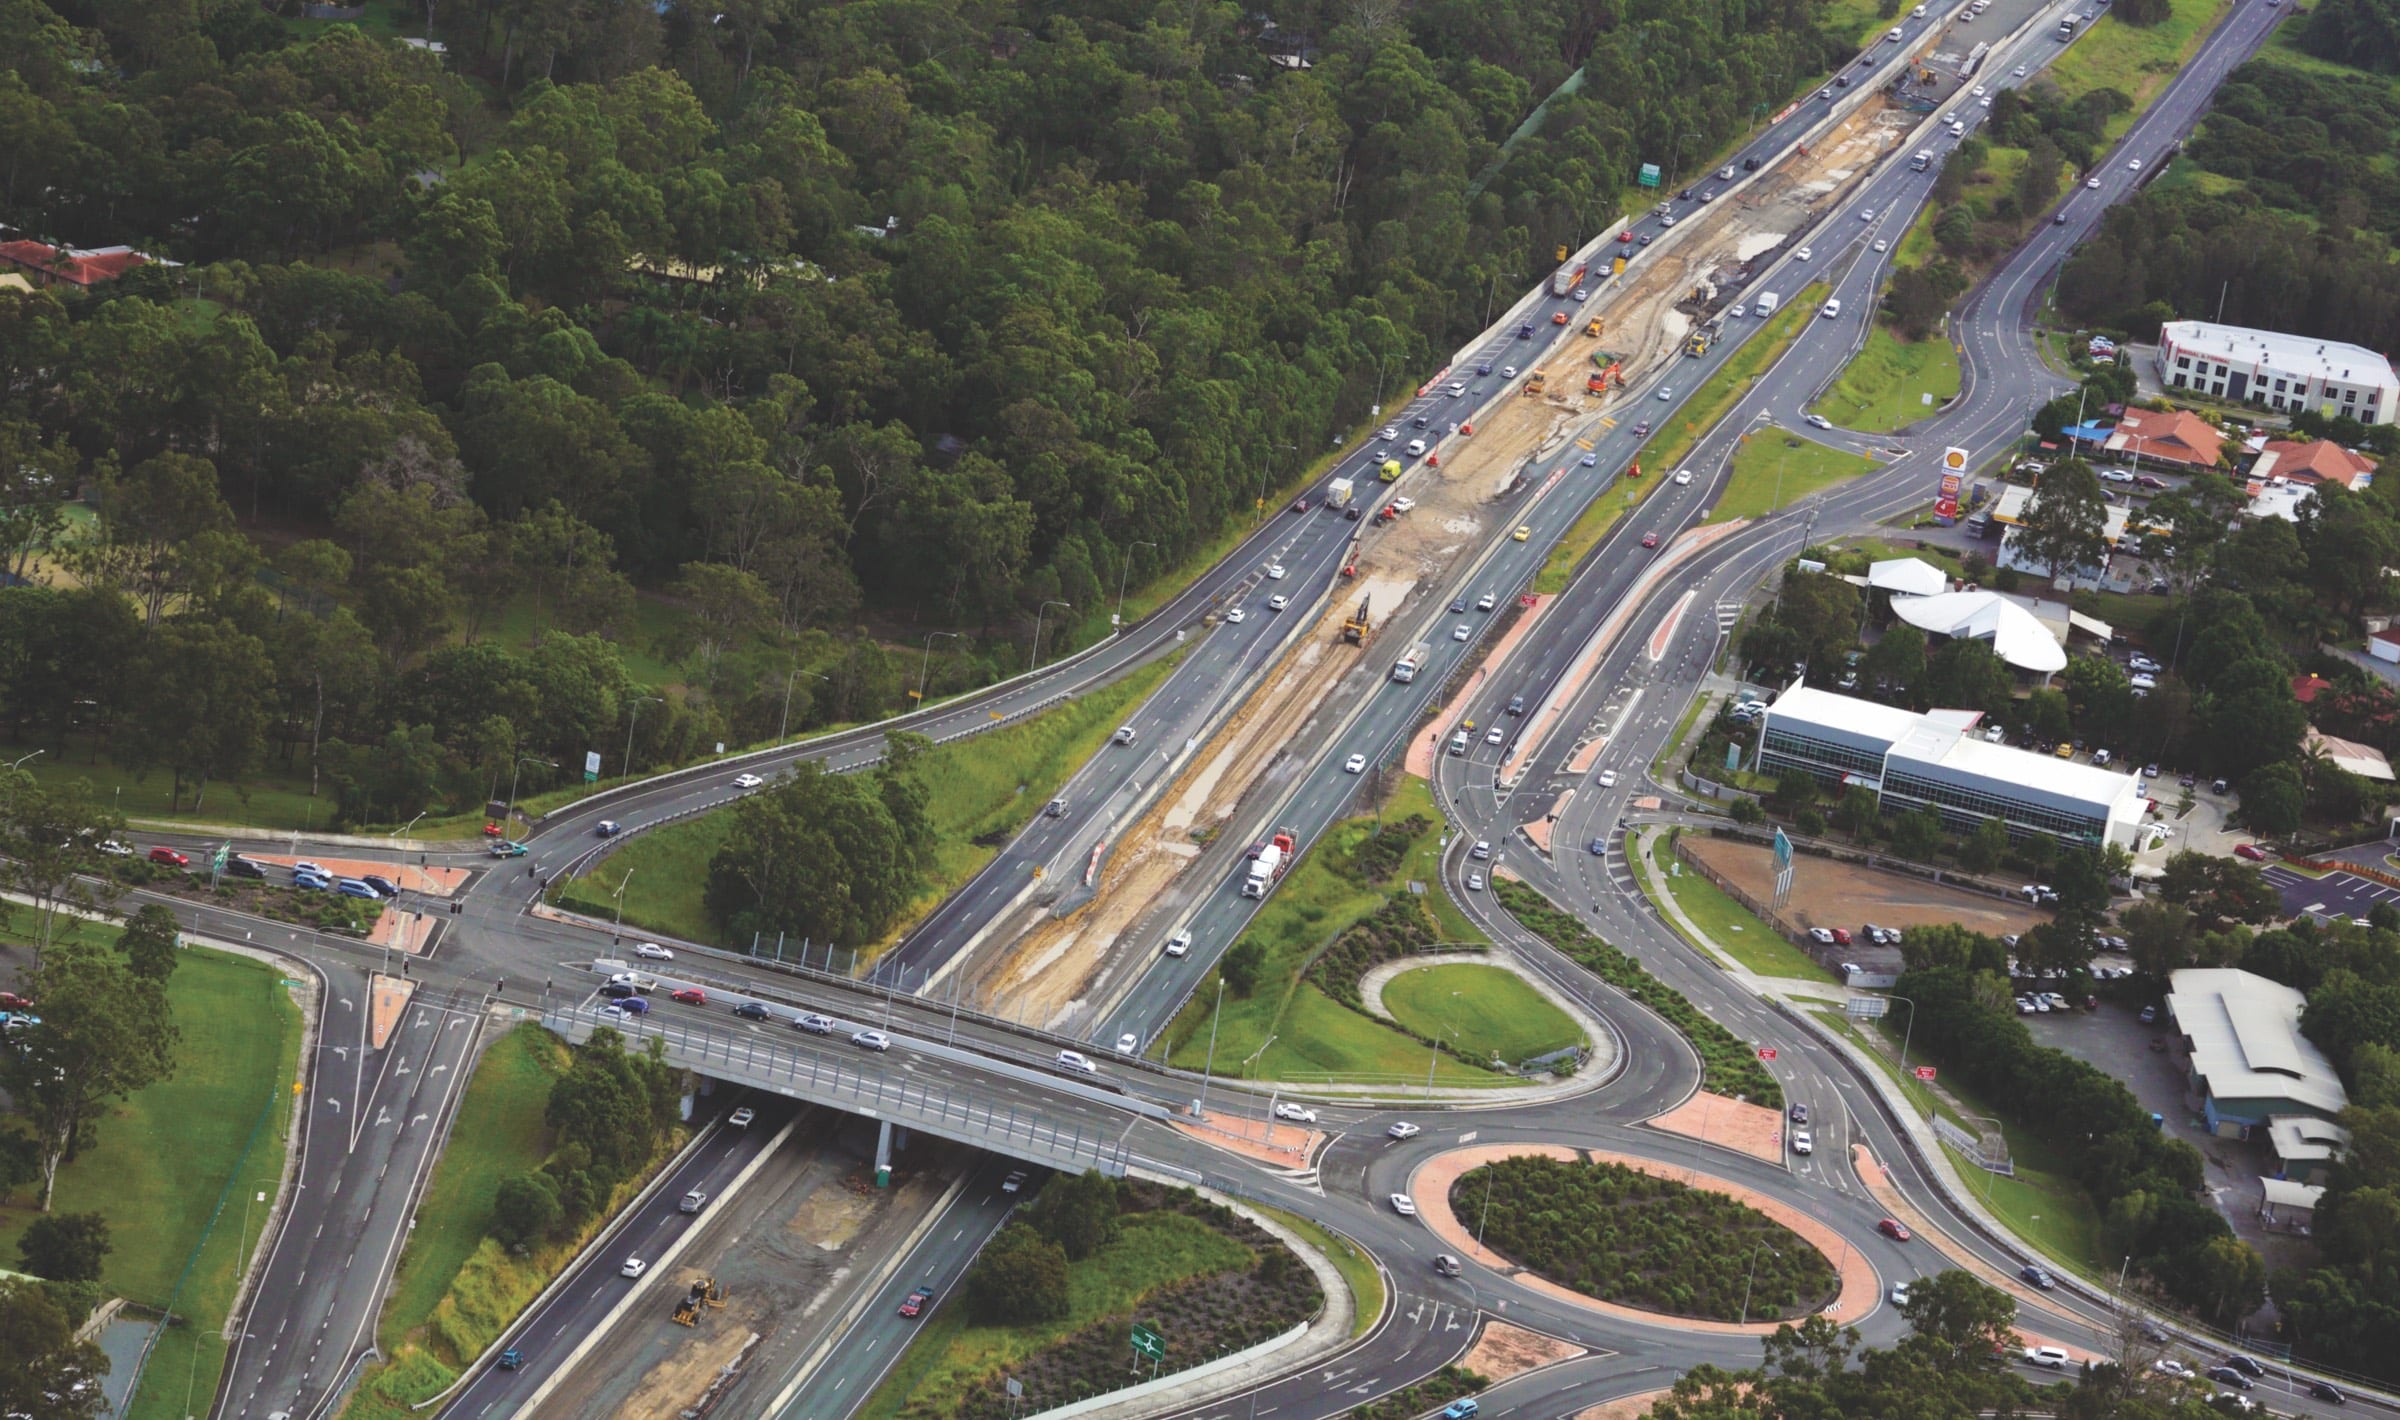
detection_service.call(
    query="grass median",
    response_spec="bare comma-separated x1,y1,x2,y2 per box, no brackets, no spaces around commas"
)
1380,962,1583,1065
1252,1204,1384,1338
1635,833,1838,982
1813,326,1961,434
555,652,1182,951
0,942,302,1420
1703,430,1879,523
1533,284,1827,592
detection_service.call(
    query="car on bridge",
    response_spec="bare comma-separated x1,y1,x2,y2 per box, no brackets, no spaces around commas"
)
1056,1049,1099,1074
797,1013,835,1034
670,988,706,1005
852,1029,893,1052
733,1001,773,1021
1116,1033,1139,1054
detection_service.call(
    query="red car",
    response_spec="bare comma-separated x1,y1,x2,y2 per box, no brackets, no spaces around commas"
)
2233,843,2269,861
0,993,31,1012
897,1287,932,1319
1641,532,1660,549
1291,497,1310,513
481,820,504,837
1551,311,1569,325
1618,230,1634,243
670,988,707,1005
148,846,188,867
1830,927,1852,945
1878,1218,1911,1242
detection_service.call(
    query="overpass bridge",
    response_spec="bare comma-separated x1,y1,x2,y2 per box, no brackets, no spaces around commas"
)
543,1006,1148,1179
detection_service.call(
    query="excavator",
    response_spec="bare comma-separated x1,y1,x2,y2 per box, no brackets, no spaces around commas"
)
1586,356,1627,394
1340,596,1371,645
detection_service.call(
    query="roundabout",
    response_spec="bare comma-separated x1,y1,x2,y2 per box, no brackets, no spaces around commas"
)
1408,1143,1881,1333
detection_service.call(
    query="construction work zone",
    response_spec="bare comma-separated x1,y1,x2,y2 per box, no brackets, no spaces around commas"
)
953,87,1929,1030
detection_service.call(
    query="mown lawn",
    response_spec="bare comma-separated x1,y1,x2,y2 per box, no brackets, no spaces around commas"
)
1704,430,1877,523
554,654,1181,951
1815,325,1961,433
1381,962,1582,1066
1252,1205,1384,1337
1639,836,1838,982
375,1024,567,1353
2040,0,2233,142
0,944,300,1420
857,1211,1254,1420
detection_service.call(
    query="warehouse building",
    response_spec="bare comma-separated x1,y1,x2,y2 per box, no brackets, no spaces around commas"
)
1757,682,2148,848
2165,969,2349,1137
2157,320,2399,426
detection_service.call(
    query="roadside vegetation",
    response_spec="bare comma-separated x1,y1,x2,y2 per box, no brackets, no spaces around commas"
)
1635,831,1839,982
0,929,300,1420
346,1025,687,1419
555,655,1177,953
864,1178,1318,1420
1459,1155,1835,1321
1495,879,1781,1106
1704,430,1877,524
1159,782,1513,1087
1379,963,1583,1067
1813,326,1961,434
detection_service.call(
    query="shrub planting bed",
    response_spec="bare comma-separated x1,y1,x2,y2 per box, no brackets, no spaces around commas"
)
1495,880,1780,1105
1458,1156,1835,1322
1348,1366,1490,1420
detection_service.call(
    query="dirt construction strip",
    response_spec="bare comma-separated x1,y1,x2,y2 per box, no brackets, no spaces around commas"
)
1461,1318,1586,1382
1645,1090,1788,1165
1168,1112,1320,1166
1409,1144,1877,1333
369,974,415,1050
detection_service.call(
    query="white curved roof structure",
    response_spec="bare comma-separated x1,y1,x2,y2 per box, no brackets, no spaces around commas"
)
1867,557,1949,598
1888,590,2066,675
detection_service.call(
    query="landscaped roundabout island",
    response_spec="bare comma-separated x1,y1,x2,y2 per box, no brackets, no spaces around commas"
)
1453,1155,1838,1323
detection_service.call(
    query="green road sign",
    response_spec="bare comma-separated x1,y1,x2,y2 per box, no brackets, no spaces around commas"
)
1130,1323,1165,1362
1638,162,1662,188
213,841,232,873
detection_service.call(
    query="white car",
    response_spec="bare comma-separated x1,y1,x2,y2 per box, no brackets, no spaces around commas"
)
294,860,326,877
1390,1193,1418,1217
1572,288,1588,301
1501,365,1518,378
1391,497,1415,513
1673,468,1693,485
1484,726,1504,745
1387,1121,1421,1140
1116,1033,1139,1054
1872,238,1888,252
633,942,673,961
1730,304,1747,318
1266,563,1286,580
1267,594,1289,611
1582,452,1598,466
1377,425,1398,441
1056,1049,1098,1074
2024,1346,2072,1370
1791,1130,1814,1155
1657,386,1674,401
2155,1360,2193,1378
2013,64,2027,76
1344,753,1367,774
1889,1282,1912,1306
2087,177,2102,188
1598,770,1619,787
728,1106,755,1128
1465,872,1485,891
1805,413,1834,430
1272,1101,1318,1124
1452,624,1471,641
1794,246,1812,261
1979,94,1992,107
732,773,765,790
620,1257,649,1279
1224,607,1247,624
851,1029,892,1052
1972,85,1987,98
1164,930,1191,957
2128,157,2143,171
1446,382,1466,397
1859,207,1874,221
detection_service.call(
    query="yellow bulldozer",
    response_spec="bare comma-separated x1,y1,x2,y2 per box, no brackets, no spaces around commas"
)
1523,370,1547,396
1340,596,1371,645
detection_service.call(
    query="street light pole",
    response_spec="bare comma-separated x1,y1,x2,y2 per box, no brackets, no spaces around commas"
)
779,665,832,741
1197,977,1226,1119
507,754,557,827
6,748,43,772
1257,442,1298,520
916,631,961,708
1031,601,1071,669
623,695,660,777
1891,994,1918,1072
1739,1244,1779,1326
1114,541,1157,626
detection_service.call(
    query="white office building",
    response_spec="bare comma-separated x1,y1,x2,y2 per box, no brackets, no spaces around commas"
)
1758,682,2148,849
2156,320,2399,426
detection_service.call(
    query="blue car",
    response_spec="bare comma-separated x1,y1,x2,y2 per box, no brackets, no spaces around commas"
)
335,879,380,901
1442,1401,1480,1420
292,873,330,892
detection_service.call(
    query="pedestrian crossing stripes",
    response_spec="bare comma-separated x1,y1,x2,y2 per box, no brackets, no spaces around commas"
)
1714,601,1743,631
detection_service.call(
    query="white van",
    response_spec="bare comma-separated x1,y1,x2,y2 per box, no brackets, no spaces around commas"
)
1406,438,1428,457
1821,298,1842,319
1448,730,1470,756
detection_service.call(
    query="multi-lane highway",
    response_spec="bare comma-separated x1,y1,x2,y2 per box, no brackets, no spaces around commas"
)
158,0,2381,1416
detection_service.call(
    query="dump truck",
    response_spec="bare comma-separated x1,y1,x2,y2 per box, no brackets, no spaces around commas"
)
1391,641,1430,684
1684,325,1718,358
1243,830,1296,898
1378,458,1402,482
1326,476,1354,509
1584,315,1604,336
1340,596,1371,645
1524,371,1546,396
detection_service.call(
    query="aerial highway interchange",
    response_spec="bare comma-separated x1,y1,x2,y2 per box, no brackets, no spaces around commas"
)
109,0,2363,1416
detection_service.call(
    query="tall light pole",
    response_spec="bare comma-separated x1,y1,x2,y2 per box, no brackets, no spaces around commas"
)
623,694,661,776
1196,977,1226,1119
1739,1244,1780,1326
915,631,961,708
779,665,832,741
1032,601,1071,669
1257,442,1298,520
1114,541,1157,626
507,755,557,826
1892,993,1919,1073
6,748,43,773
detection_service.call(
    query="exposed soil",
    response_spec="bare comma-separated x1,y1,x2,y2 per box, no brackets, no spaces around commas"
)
1679,835,2048,938
969,94,1918,1024
1460,1319,1585,1382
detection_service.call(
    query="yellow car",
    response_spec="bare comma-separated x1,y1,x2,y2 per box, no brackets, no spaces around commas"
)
1513,525,1531,542
2054,743,2075,759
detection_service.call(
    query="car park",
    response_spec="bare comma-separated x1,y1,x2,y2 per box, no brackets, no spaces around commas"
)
1391,497,1415,513
1273,1101,1318,1123
1344,753,1367,774
1809,926,1836,944
2234,843,2268,861
852,1029,892,1051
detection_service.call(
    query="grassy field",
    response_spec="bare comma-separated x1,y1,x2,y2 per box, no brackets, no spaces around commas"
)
857,1210,1254,1420
1704,431,1878,523
375,1024,566,1353
2041,0,2233,142
0,945,301,1420
1638,835,1838,982
1158,807,1508,1088
1892,201,1939,270
555,654,1182,952
1380,962,1583,1066
1253,1205,1383,1337
1815,326,1961,433
1832,538,1965,578
1384,776,1484,944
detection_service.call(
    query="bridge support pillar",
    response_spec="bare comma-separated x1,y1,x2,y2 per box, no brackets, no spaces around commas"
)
875,1119,894,1188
